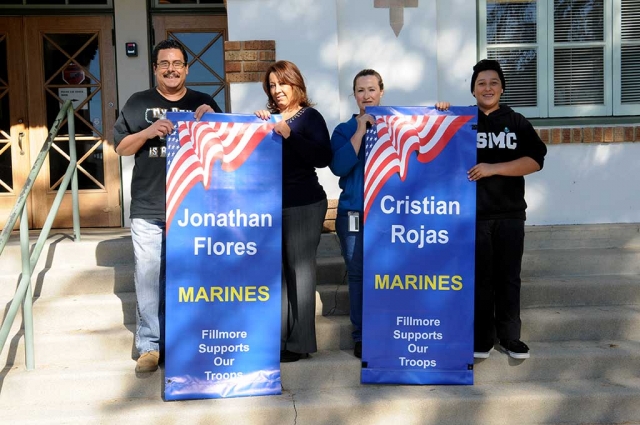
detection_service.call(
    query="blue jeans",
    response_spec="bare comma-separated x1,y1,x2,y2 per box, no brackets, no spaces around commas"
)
336,214,363,342
130,218,166,355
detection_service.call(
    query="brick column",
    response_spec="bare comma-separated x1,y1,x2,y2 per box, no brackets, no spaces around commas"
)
224,40,276,83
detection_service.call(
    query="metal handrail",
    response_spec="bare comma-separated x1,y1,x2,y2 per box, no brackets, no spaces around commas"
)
0,100,81,370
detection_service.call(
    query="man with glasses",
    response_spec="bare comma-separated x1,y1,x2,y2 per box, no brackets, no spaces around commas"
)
113,39,221,373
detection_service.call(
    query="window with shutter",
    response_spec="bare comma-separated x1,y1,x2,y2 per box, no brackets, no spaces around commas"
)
479,0,640,118
480,0,546,117
616,0,640,114
485,0,539,109
551,0,610,116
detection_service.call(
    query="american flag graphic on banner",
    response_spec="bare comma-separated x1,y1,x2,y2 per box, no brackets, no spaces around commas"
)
166,119,275,231
363,113,473,222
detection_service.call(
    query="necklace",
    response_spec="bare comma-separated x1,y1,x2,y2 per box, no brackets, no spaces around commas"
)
281,106,302,120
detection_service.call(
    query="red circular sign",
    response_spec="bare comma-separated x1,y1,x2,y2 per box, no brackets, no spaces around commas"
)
62,62,85,85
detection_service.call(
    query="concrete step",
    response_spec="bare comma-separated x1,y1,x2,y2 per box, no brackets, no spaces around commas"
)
0,229,341,273
2,373,640,425
522,247,640,277
474,339,640,384
0,288,349,334
0,312,351,368
5,296,640,355
7,339,640,391
4,272,640,321
520,304,640,342
318,275,640,318
7,293,640,376
6,340,640,398
0,229,133,274
317,284,350,316
521,274,640,307
524,223,640,250
4,268,640,318
0,327,135,368
3,224,639,283
319,305,640,350
317,255,347,286
2,224,639,425
23,292,137,333
289,377,640,425
0,274,350,321
1,253,307,302
0,258,344,300
282,339,640,390
0,239,346,296
0,264,135,299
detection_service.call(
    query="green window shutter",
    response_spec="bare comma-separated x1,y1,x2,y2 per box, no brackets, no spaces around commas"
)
620,0,640,108
487,49,538,107
550,0,610,116
483,0,542,116
553,46,605,106
621,45,640,104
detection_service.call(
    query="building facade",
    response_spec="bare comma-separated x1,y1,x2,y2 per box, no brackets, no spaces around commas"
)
0,0,638,230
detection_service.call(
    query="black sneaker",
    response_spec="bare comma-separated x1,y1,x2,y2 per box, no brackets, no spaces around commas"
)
354,341,362,359
473,344,493,359
499,339,530,359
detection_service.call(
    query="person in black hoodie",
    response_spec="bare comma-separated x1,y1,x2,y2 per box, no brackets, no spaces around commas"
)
467,59,547,360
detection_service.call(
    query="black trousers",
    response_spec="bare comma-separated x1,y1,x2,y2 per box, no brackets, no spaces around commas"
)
281,198,327,354
474,218,525,348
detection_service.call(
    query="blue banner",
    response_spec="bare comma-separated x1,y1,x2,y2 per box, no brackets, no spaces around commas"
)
164,112,282,400
361,106,477,385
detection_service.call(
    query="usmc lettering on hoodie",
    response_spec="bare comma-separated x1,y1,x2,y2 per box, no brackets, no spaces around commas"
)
477,130,517,150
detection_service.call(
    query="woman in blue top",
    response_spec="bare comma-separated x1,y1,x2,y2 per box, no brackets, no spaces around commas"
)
330,69,449,358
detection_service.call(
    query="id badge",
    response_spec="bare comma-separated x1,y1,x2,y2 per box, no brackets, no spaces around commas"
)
348,211,360,232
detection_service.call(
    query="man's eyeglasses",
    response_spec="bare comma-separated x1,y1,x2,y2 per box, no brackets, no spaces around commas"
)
156,60,187,70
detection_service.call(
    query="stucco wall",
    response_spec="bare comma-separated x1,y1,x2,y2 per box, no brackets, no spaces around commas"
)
113,0,640,226
527,143,640,225
225,0,341,199
114,0,150,226
227,0,640,225
226,0,479,202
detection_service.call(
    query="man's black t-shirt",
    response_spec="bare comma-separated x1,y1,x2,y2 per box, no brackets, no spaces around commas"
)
113,88,221,220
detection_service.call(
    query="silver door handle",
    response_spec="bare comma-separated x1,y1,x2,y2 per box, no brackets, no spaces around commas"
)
18,132,24,155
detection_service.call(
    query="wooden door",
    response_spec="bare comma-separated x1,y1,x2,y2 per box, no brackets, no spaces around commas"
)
0,15,121,230
153,15,229,112
0,18,28,230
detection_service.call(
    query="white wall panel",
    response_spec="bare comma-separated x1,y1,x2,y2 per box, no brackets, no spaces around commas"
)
114,0,150,227
527,143,640,225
